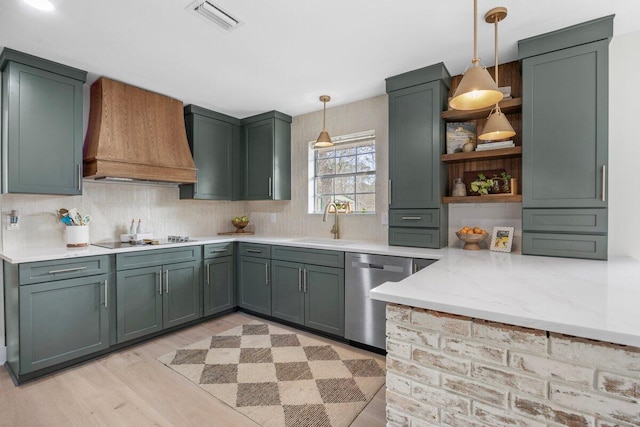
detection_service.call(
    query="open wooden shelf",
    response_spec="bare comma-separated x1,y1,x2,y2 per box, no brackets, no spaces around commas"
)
441,98,522,122
441,146,522,163
442,194,522,204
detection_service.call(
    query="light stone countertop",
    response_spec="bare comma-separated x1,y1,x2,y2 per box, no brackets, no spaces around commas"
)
369,249,640,347
3,236,638,348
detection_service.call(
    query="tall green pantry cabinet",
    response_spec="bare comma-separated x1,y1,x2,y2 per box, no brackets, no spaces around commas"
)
386,63,450,248
0,48,86,195
519,16,613,260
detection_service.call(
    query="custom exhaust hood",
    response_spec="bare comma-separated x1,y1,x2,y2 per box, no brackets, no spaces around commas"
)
83,77,197,184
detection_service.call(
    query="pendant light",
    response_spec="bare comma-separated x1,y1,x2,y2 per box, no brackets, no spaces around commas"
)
478,7,516,141
314,95,333,148
449,0,503,111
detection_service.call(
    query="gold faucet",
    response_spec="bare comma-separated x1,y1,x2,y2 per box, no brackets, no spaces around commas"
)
323,202,339,239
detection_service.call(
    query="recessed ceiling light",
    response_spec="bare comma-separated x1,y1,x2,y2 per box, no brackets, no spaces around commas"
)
21,0,54,11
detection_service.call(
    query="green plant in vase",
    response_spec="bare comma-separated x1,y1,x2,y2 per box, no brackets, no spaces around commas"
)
470,173,495,195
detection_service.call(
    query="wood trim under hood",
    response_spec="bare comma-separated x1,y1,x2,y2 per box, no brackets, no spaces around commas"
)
83,77,197,183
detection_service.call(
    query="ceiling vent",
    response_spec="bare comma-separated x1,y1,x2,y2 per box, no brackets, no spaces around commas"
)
189,1,242,31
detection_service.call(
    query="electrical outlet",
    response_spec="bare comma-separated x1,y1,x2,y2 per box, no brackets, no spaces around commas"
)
381,212,389,225
270,213,277,222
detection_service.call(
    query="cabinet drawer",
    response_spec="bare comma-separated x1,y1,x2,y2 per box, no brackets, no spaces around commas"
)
237,242,271,258
389,227,440,249
272,246,344,268
203,243,234,259
522,232,607,260
116,246,201,271
19,255,111,285
523,209,607,233
389,209,440,228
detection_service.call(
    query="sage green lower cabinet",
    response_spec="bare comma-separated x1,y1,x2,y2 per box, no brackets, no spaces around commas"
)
237,256,271,315
271,260,305,325
203,256,235,316
19,274,110,374
3,256,113,382
115,248,202,344
116,266,162,343
270,246,345,337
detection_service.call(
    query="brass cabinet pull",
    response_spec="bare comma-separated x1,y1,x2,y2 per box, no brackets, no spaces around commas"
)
48,266,87,274
104,279,108,308
601,165,606,202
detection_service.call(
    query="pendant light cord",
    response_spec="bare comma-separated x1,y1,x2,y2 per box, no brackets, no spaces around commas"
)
472,0,479,64
322,100,327,131
494,15,499,84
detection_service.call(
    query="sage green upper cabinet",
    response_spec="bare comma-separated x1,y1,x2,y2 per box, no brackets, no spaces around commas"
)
241,111,292,200
180,105,242,201
519,15,613,260
0,48,86,195
386,63,450,248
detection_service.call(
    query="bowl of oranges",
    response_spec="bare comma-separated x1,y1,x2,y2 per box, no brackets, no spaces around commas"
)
456,226,489,250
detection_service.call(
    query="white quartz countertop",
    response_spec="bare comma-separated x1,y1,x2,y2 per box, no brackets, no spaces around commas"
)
4,236,639,348
370,248,640,348
0,235,445,264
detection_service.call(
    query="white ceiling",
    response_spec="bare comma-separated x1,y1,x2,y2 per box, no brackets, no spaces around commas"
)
1,0,639,118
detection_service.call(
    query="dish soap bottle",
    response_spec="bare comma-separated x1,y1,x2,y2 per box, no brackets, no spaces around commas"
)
129,219,135,235
136,219,143,234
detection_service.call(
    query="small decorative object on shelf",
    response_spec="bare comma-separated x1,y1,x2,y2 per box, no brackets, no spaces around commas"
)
452,178,467,197
490,226,515,252
446,122,476,154
456,226,489,250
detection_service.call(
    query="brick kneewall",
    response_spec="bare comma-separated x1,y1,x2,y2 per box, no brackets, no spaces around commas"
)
385,304,640,427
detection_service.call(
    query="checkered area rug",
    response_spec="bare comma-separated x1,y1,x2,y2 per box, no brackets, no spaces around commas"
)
158,322,385,427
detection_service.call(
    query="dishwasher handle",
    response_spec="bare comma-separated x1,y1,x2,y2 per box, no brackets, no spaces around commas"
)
350,261,406,274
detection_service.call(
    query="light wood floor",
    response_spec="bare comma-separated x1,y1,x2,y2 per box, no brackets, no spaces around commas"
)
0,312,386,427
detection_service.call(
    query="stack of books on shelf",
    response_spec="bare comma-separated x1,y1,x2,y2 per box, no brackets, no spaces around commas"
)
476,140,515,151
499,86,512,100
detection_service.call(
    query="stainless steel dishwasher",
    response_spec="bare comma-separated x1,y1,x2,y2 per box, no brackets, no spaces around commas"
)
345,253,435,350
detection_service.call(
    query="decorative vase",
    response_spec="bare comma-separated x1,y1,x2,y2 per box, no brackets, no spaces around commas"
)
452,178,467,197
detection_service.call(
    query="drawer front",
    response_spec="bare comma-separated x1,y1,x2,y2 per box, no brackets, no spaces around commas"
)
389,209,440,228
271,245,344,268
522,232,607,260
237,242,271,258
19,255,111,285
523,209,607,233
116,246,202,271
389,227,440,249
203,243,234,259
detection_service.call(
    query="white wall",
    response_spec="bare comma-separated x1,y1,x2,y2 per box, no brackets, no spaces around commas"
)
608,30,640,259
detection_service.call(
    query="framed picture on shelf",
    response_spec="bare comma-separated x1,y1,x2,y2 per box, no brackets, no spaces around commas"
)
446,122,476,154
490,226,514,252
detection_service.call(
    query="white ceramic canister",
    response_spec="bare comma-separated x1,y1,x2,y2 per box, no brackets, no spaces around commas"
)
66,225,89,247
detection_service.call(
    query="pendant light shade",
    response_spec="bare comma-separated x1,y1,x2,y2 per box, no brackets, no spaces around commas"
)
449,0,503,111
478,6,516,141
478,106,515,141
314,95,333,148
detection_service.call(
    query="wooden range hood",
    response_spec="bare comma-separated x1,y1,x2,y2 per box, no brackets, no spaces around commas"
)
83,77,197,183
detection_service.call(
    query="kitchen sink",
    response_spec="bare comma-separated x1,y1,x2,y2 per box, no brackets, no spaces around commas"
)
290,238,355,246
